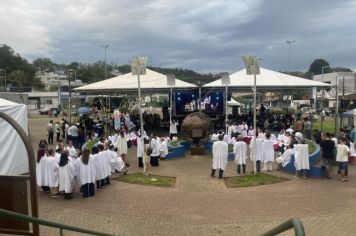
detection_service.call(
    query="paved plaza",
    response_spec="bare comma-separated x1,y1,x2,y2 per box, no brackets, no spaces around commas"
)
28,118,356,236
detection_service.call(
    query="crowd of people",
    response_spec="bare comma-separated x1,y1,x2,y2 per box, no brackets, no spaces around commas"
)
38,107,356,200
38,116,175,199
210,126,310,179
210,120,356,181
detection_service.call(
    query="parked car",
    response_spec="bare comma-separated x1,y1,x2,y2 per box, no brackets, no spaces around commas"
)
39,107,61,116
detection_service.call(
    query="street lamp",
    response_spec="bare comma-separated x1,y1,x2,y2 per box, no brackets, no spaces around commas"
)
167,74,176,124
101,45,109,80
67,69,76,124
286,40,295,72
220,72,230,134
320,65,330,132
242,56,260,175
132,57,147,138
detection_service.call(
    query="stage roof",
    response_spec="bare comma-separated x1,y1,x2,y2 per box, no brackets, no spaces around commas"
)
73,69,197,93
203,68,331,90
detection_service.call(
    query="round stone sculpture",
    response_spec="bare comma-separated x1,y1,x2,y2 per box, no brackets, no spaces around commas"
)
181,112,212,144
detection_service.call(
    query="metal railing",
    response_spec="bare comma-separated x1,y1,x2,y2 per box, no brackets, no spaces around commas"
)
0,208,117,236
262,218,305,236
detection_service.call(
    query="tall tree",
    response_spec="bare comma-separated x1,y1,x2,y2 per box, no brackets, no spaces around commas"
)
308,59,331,75
32,58,56,71
0,44,43,88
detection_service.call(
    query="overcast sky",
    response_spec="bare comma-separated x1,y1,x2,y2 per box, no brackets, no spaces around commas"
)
1,0,356,73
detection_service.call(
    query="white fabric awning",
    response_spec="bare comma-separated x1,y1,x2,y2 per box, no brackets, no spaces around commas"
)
203,67,331,89
74,69,197,92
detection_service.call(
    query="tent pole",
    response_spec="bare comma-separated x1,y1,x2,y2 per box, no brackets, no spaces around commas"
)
253,72,257,175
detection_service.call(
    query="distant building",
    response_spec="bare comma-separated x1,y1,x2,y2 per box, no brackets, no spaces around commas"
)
313,72,356,110
313,72,356,96
36,71,86,90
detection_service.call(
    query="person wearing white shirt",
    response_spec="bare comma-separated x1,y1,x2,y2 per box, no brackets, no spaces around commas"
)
233,136,248,174
249,134,263,173
169,119,178,140
45,149,60,197
211,135,228,179
116,130,128,166
150,134,160,166
75,148,96,198
66,141,77,159
262,132,275,171
58,151,75,200
160,137,169,159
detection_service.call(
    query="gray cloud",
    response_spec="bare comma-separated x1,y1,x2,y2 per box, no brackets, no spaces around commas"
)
2,0,356,73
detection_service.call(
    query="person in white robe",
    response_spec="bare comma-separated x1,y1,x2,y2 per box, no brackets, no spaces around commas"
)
276,148,295,169
223,133,229,143
210,132,219,141
75,148,96,198
91,146,103,190
44,149,59,197
160,137,169,159
262,132,275,171
116,130,128,166
169,119,178,140
150,135,160,166
227,123,234,142
109,145,126,173
294,132,310,178
249,135,263,173
36,147,49,192
233,136,248,174
97,144,108,188
58,151,75,200
66,141,77,159
102,143,112,185
211,135,228,179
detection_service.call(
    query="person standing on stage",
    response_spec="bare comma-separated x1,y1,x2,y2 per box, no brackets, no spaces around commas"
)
169,118,178,140
211,134,228,179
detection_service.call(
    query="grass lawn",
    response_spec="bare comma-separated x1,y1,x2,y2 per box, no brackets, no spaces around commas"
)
169,140,181,147
224,173,288,188
312,117,339,134
113,172,176,188
305,140,317,154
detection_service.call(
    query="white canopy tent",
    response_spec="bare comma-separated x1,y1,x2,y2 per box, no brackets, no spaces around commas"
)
0,98,28,175
73,69,197,93
227,98,243,106
203,67,331,89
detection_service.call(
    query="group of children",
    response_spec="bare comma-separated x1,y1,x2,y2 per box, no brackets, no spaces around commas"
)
36,137,127,200
211,127,310,178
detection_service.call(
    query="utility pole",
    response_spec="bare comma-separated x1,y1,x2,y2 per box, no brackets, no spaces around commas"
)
101,45,109,80
286,40,295,72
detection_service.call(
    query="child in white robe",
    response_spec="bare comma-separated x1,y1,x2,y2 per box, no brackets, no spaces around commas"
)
160,137,168,159
45,149,59,197
249,135,263,173
75,148,96,198
262,132,275,171
58,151,75,200
233,136,248,174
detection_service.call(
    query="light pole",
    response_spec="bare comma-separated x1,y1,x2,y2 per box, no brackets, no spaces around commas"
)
132,57,147,138
167,74,176,124
220,73,230,135
67,69,76,124
242,56,260,175
320,65,330,132
101,45,109,80
286,40,295,72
